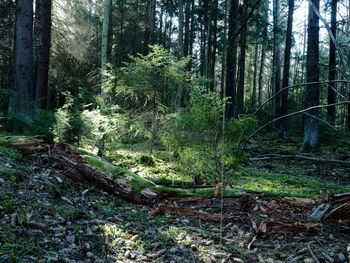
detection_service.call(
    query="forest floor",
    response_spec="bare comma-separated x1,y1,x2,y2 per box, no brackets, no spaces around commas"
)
0,136,350,263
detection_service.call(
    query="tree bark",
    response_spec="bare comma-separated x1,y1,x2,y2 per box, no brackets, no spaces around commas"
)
279,0,295,140
35,0,52,110
178,0,184,58
208,0,218,92
327,0,337,126
236,2,248,116
303,0,320,151
9,0,34,123
101,0,112,90
272,0,281,119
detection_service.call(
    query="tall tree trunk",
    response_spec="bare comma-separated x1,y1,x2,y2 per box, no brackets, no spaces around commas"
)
225,0,238,119
251,25,259,112
178,0,184,58
328,0,337,126
303,0,320,151
236,2,248,116
144,0,156,54
272,0,281,119
279,0,295,140
35,0,52,110
209,0,218,92
101,0,112,90
9,0,34,123
258,2,268,108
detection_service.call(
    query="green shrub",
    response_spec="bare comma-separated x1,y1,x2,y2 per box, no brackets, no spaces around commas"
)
162,87,257,183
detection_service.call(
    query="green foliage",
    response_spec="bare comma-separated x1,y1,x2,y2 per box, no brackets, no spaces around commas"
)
105,45,191,151
0,225,40,262
162,87,257,183
0,135,22,160
54,91,84,144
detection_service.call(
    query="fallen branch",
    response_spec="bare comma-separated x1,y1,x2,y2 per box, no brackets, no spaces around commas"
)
249,154,350,165
149,205,223,222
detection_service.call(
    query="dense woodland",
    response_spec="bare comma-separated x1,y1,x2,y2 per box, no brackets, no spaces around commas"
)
1,0,350,262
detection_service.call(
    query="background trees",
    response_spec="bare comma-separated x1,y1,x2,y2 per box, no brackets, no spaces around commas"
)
0,0,349,152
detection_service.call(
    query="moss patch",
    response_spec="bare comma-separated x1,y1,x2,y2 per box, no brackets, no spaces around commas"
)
227,168,350,198
83,155,155,192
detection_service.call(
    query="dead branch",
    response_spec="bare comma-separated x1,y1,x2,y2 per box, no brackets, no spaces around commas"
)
249,154,350,165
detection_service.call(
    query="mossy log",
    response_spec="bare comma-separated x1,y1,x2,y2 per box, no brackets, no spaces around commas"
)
11,138,158,205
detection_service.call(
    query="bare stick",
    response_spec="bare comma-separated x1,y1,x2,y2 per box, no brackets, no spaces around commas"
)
254,80,350,116
242,101,350,149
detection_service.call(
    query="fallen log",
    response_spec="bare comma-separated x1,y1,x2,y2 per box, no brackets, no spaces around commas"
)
249,154,350,165
259,220,320,234
10,135,51,155
11,139,159,205
149,204,223,222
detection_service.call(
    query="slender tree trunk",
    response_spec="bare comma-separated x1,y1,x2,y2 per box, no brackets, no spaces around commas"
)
272,0,281,119
101,0,112,90
279,0,295,140
178,0,184,58
209,0,218,92
35,0,52,110
159,5,164,45
303,0,320,151
144,0,156,54
236,2,248,116
225,0,238,119
328,0,337,126
184,1,190,57
251,27,259,112
258,2,268,108
9,0,34,123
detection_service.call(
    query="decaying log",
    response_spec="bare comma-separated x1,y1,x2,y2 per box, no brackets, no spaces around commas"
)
259,220,320,234
249,154,350,165
149,205,223,222
12,139,158,205
11,135,51,155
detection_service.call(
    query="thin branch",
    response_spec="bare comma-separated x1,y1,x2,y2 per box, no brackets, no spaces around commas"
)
243,101,350,149
254,80,350,116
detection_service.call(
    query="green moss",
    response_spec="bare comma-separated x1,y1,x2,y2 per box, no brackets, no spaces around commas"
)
0,193,20,213
0,224,41,262
84,155,155,191
0,168,26,183
68,144,96,156
227,168,350,198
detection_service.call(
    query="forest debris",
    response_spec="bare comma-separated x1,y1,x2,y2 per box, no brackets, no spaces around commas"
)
284,197,316,206
55,176,63,184
24,221,46,229
325,203,350,220
259,220,319,234
310,204,331,221
11,136,51,155
307,243,320,263
61,196,74,204
10,212,17,226
149,205,223,222
249,154,350,166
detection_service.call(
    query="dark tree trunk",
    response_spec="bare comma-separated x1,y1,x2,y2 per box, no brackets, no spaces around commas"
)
272,0,281,119
184,0,190,58
35,0,52,110
279,0,295,140
178,0,184,58
144,0,156,54
303,0,320,151
251,25,259,112
327,0,337,126
236,2,248,116
225,0,238,119
9,0,34,122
